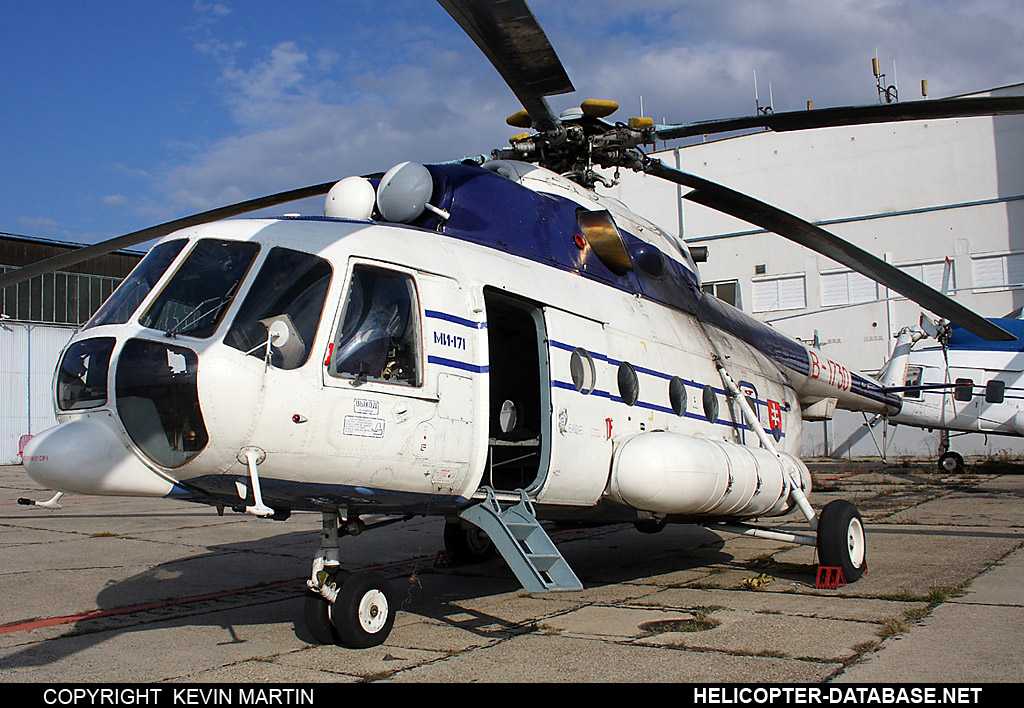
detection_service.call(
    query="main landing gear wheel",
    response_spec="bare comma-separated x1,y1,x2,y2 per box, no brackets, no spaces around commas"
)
330,571,396,648
816,500,866,583
938,451,965,473
444,520,496,565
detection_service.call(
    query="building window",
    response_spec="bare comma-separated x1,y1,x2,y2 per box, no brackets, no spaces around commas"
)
896,259,954,295
821,269,878,307
702,279,741,308
1,265,124,325
972,252,1024,292
751,274,806,313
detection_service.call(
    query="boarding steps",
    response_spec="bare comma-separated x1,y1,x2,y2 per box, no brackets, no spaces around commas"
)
458,487,583,593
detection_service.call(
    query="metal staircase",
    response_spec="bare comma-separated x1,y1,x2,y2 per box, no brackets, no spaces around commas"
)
458,487,583,592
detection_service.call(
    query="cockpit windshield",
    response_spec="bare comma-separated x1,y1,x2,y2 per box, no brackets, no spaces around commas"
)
139,240,259,338
224,247,332,369
85,239,187,329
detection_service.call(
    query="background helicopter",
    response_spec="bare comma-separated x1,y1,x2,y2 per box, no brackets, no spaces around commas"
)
5,0,1024,649
872,311,1024,471
768,259,1024,470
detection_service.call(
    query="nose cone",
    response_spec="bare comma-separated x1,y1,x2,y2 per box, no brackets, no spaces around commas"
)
23,415,179,497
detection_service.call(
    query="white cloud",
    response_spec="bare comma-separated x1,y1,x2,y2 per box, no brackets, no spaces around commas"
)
130,0,1024,222
18,216,59,233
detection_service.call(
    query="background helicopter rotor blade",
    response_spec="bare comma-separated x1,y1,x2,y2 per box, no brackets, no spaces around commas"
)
0,180,336,290
437,0,574,132
654,95,1024,141
642,159,1015,342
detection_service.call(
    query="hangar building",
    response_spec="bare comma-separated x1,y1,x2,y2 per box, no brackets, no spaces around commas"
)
0,233,141,464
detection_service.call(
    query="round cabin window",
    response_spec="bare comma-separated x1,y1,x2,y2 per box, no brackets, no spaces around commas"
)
669,376,687,417
618,362,639,406
702,384,719,423
570,347,596,394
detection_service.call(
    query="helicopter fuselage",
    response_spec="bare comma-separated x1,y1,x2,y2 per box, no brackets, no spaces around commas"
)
23,161,898,524
891,320,1024,437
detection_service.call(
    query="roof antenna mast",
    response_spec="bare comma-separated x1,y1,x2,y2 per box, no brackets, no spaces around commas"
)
873,50,899,104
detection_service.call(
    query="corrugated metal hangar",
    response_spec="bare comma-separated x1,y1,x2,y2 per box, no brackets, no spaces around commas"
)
0,233,141,463
608,84,1024,459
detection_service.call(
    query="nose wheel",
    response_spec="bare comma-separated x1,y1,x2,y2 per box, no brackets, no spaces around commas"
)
304,512,397,648
306,570,396,648
332,571,395,648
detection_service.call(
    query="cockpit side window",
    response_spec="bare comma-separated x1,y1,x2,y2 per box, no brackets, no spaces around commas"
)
139,239,259,339
328,265,421,386
223,248,332,370
86,239,188,329
904,366,924,399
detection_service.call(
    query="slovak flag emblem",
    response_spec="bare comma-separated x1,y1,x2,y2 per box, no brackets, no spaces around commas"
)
767,400,783,441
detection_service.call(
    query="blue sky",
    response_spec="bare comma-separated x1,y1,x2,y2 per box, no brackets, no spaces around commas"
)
3,1,1023,249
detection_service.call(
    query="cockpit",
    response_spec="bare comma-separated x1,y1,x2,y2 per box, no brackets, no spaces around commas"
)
55,234,341,471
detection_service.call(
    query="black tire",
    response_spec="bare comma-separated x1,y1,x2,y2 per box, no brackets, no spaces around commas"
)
816,500,866,583
304,569,349,645
331,572,396,648
444,520,496,565
938,451,965,473
304,592,339,645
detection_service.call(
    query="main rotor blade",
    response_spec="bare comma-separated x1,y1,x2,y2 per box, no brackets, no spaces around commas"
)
437,0,574,132
655,95,1024,141
643,159,1014,342
0,181,336,290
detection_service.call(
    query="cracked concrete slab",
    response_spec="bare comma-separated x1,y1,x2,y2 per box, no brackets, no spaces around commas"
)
2,462,1023,683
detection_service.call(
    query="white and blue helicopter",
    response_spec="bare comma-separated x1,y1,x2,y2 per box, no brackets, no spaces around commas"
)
5,0,1024,648
877,313,1024,471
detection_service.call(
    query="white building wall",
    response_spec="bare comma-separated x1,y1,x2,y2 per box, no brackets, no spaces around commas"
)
0,322,74,464
606,85,1024,458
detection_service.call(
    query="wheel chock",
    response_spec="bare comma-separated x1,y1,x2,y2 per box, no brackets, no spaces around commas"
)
434,550,453,569
816,566,846,589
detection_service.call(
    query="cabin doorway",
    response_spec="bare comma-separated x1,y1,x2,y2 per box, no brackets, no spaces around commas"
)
484,290,550,493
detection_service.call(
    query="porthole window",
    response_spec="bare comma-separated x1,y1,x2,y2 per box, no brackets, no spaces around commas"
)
669,376,687,417
570,347,596,394
703,384,719,423
618,361,639,406
954,378,974,402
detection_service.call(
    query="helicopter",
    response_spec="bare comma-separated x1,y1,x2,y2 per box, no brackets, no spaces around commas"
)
5,0,1024,649
875,312,1024,471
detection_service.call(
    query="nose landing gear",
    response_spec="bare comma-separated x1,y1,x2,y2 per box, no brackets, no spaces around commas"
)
304,512,397,648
